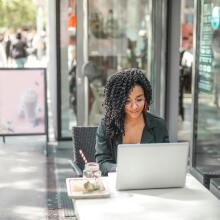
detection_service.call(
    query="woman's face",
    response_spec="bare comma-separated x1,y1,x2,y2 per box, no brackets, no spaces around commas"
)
124,85,146,119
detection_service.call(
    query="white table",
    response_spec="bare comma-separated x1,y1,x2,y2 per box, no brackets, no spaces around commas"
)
73,174,220,220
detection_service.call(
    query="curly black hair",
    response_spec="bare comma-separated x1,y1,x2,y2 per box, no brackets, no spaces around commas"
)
104,68,152,139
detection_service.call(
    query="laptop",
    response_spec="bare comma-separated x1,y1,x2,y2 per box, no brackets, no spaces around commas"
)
116,142,189,190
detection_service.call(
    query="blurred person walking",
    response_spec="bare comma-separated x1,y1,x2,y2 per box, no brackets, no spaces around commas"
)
5,34,12,67
0,33,7,67
12,32,28,68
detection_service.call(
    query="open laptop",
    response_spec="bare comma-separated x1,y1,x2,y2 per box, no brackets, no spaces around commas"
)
116,142,189,190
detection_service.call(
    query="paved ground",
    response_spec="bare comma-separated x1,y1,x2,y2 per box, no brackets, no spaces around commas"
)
53,143,77,220
0,136,47,220
0,136,77,220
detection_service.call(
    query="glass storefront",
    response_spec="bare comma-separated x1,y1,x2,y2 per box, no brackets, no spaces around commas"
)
58,0,166,139
178,0,194,141
192,0,220,171
87,0,152,124
58,0,77,138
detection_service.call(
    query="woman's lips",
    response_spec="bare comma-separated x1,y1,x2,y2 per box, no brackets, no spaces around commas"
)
130,111,139,114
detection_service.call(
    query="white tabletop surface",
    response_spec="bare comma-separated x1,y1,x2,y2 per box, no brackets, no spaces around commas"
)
73,173,220,220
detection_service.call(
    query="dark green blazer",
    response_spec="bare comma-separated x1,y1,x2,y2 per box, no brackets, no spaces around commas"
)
95,112,169,176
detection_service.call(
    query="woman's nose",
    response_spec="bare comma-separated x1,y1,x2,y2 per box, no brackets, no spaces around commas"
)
131,102,138,110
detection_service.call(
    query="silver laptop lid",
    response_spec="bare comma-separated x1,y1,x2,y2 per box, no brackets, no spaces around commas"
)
116,142,189,190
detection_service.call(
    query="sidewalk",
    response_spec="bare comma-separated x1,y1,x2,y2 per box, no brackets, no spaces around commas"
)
0,136,47,220
52,142,77,220
0,135,77,220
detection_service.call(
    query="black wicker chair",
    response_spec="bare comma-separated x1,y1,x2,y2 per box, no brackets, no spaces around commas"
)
70,126,98,177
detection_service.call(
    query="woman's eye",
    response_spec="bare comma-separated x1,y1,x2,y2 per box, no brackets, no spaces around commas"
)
136,98,144,102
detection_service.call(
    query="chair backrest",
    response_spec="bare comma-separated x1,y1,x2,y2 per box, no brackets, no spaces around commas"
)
72,126,98,171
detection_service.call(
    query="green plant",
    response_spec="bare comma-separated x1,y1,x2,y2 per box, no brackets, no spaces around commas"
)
0,0,37,29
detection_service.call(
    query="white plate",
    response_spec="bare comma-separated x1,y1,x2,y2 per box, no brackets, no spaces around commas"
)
66,178,110,199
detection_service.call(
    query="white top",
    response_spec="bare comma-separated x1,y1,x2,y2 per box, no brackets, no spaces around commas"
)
73,173,220,220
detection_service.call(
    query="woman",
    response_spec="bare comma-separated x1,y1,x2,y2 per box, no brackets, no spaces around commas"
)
95,68,169,175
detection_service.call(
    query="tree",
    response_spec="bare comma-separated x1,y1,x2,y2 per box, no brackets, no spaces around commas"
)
0,0,37,29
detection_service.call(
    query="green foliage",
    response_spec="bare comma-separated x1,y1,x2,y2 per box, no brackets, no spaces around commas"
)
0,0,37,29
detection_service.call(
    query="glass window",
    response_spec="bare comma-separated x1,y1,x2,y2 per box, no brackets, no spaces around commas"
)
58,0,166,138
185,0,194,8
87,0,152,125
178,0,194,141
59,0,77,138
193,0,220,171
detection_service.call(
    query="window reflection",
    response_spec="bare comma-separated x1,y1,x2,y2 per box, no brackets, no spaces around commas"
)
60,0,158,136
193,0,220,171
60,0,77,137
88,0,151,124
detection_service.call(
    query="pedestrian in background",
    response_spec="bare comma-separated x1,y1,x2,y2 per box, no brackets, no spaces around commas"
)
0,33,7,67
12,32,28,68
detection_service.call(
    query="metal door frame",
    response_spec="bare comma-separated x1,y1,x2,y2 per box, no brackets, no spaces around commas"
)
151,0,167,117
76,0,89,126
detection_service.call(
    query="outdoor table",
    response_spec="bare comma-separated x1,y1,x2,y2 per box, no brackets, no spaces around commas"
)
72,173,220,220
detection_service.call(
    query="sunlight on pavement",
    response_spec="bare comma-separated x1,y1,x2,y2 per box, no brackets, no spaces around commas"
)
13,206,46,220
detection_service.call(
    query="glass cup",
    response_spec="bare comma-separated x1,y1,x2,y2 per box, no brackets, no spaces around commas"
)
83,162,102,192
83,162,101,178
